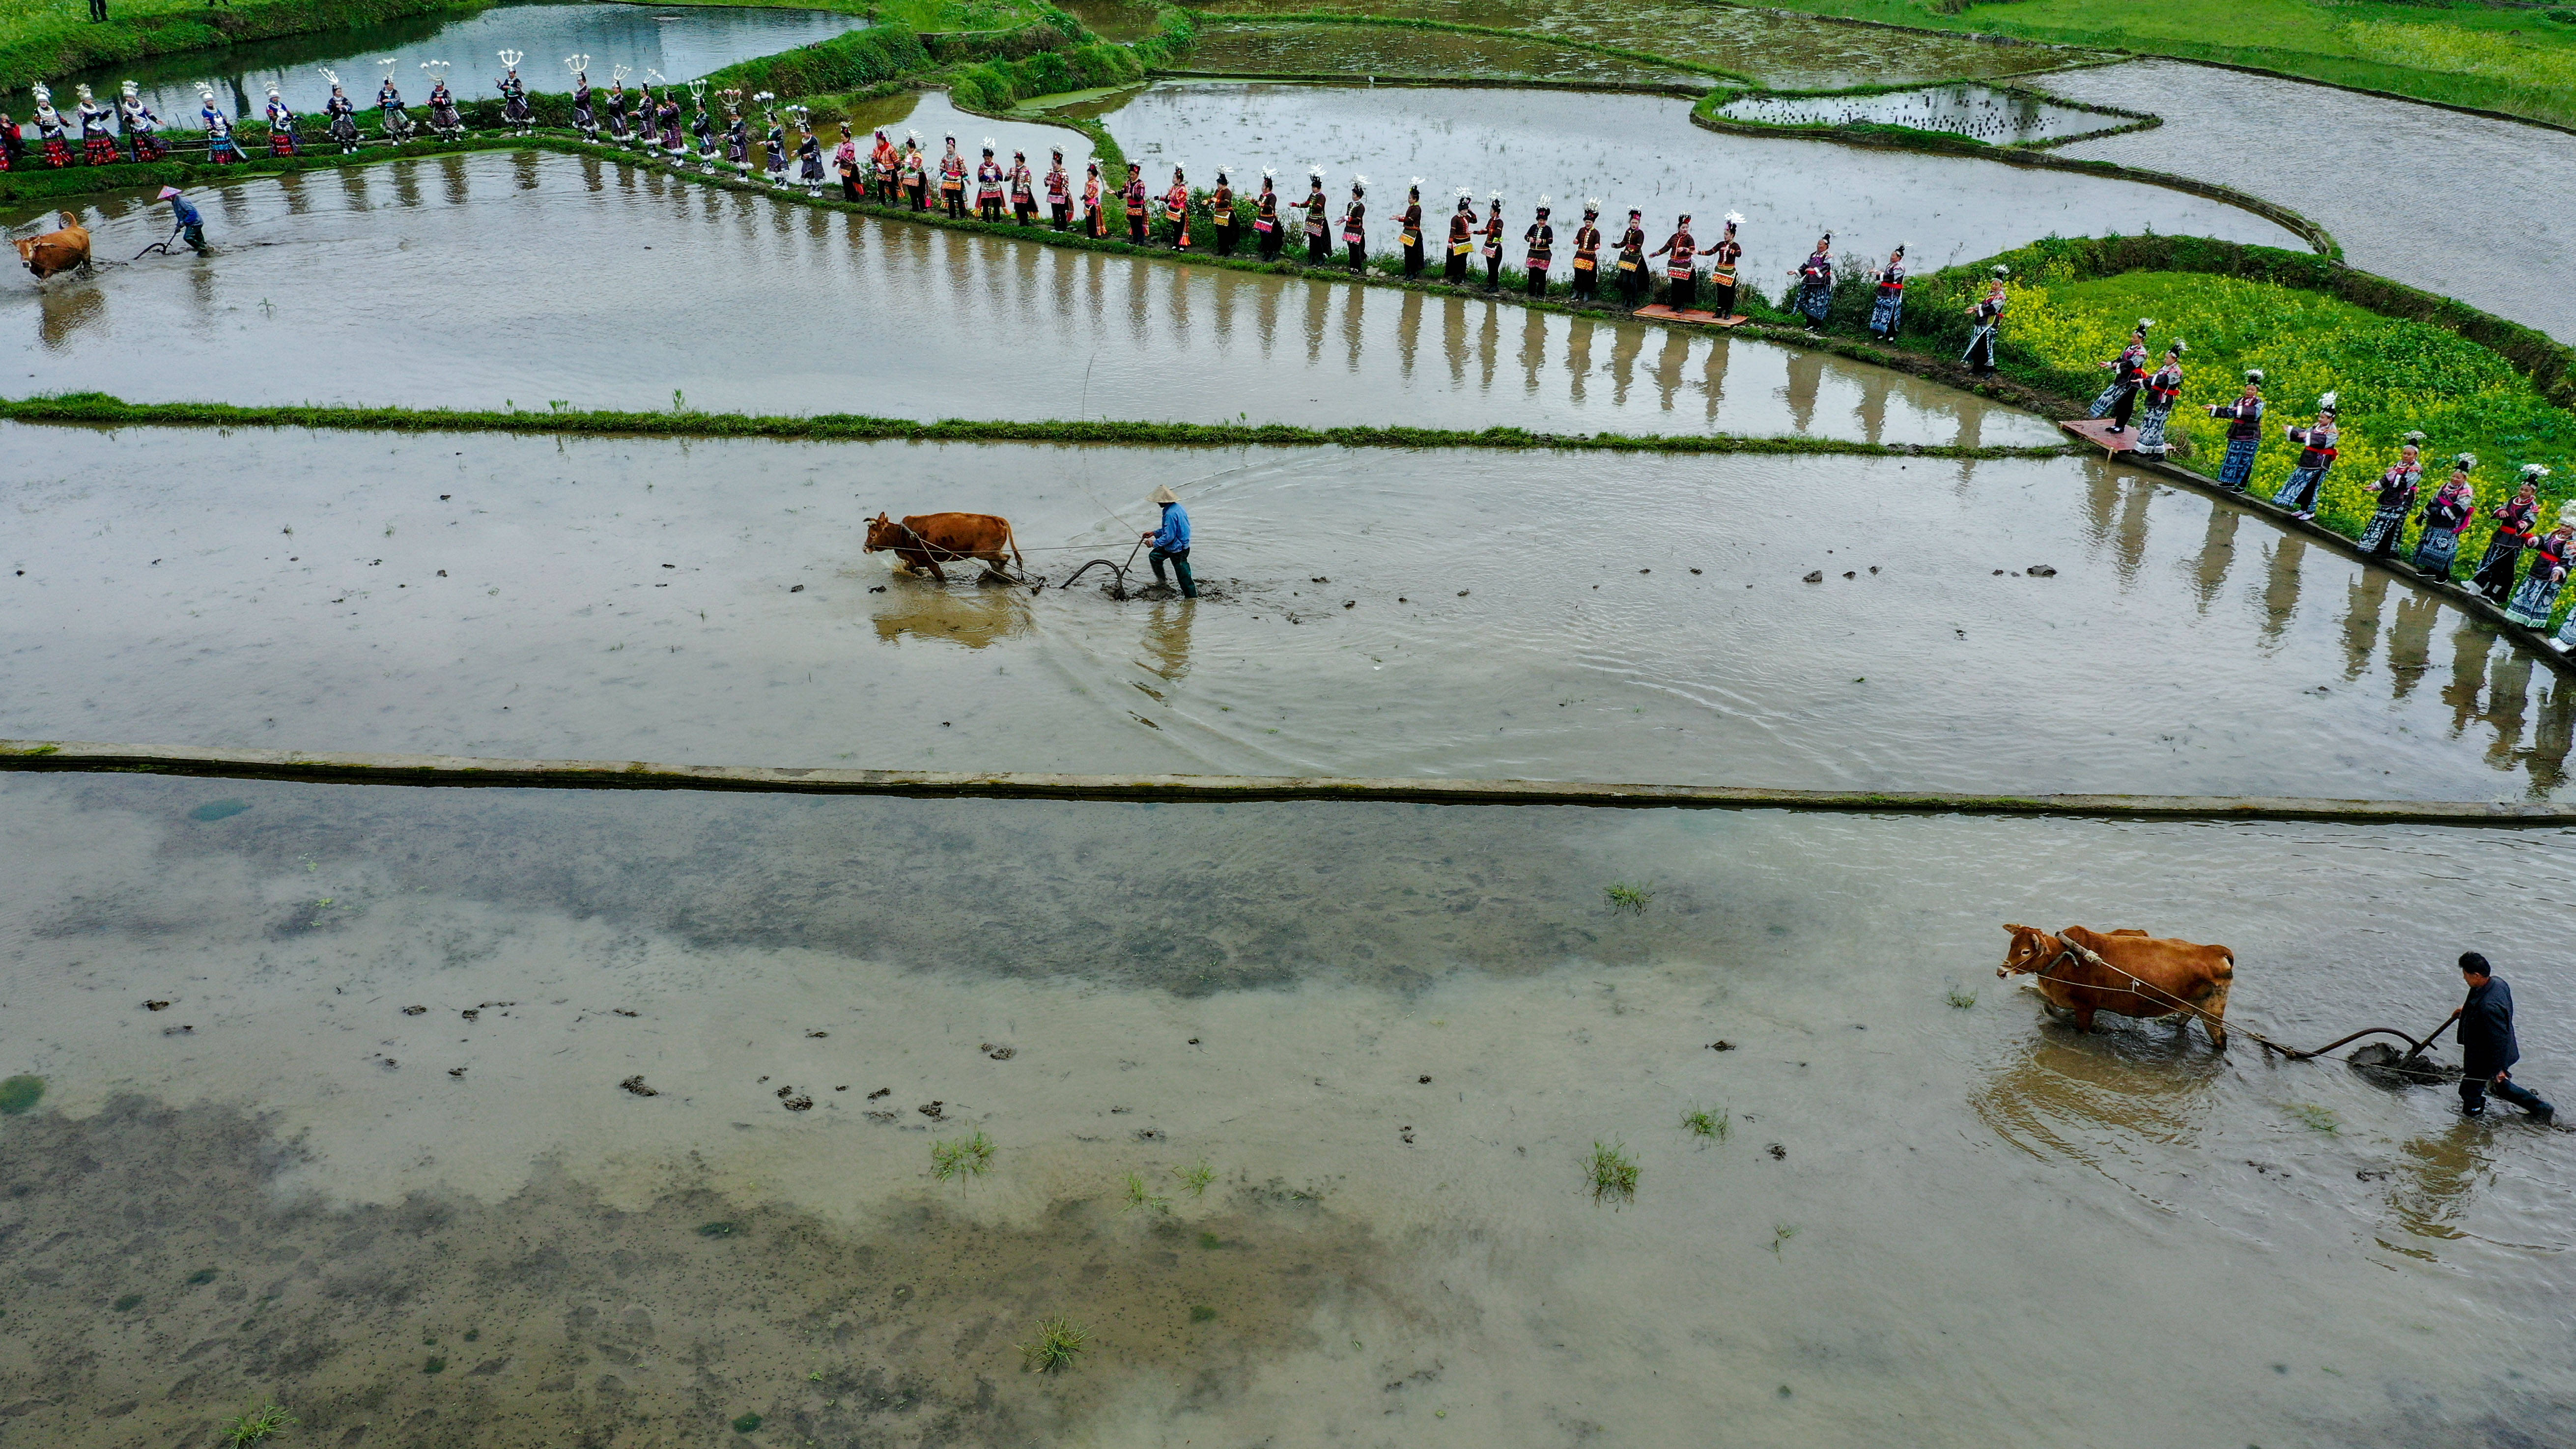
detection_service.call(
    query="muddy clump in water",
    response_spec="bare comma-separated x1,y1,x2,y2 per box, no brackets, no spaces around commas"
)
0,1097,1392,1447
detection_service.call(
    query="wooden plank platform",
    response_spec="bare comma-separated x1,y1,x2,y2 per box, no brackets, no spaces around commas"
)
1633,305,1749,328
2060,417,2158,456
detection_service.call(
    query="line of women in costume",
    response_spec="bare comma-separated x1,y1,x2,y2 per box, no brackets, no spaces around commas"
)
2084,318,2576,646
0,81,171,170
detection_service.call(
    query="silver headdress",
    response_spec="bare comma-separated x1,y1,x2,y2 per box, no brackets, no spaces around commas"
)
74,83,94,105
2401,430,2426,445
2520,462,2551,482
2243,368,2263,382
380,57,401,83
2316,391,2339,412
121,79,138,99
420,61,451,87
689,79,708,103
1725,210,1745,225
646,69,668,88
498,48,524,71
566,53,590,80
31,83,53,110
2453,453,2477,469
317,67,341,89
1991,263,2010,278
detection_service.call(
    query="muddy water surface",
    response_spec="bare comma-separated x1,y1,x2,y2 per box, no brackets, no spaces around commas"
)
0,151,2022,443
51,1,871,130
1087,83,2304,277
0,772,2571,1447
5,424,2570,799
1717,82,2124,145
1172,21,1715,87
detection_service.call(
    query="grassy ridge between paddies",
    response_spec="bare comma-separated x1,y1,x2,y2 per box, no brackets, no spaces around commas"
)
0,393,2074,459
1875,236,2576,626
0,0,484,93
1735,0,2576,129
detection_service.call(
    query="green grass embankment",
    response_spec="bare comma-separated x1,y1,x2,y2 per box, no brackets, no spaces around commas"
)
0,0,484,93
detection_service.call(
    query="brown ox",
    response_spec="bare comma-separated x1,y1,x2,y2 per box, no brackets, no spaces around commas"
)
862,511,1023,584
1998,924,2235,1048
13,212,90,281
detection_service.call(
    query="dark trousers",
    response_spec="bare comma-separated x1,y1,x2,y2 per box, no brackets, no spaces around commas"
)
1485,254,1501,290
1526,266,1547,297
1150,547,1196,599
1445,249,1469,284
1618,264,1643,306
1307,232,1330,265
1128,214,1147,245
1712,278,1736,316
944,188,963,217
1216,222,1237,256
980,198,1002,222
1259,227,1280,260
841,175,861,202
1346,239,1365,271
180,221,206,253
2462,1072,2552,1116
2108,384,2139,432
1570,264,1595,302
1669,275,1695,311
1016,200,1036,226
1051,201,1069,230
1402,240,1423,278
907,182,925,210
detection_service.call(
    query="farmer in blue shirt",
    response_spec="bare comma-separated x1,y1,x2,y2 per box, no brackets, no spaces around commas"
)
157,186,207,254
2450,952,2553,1122
1141,483,1195,599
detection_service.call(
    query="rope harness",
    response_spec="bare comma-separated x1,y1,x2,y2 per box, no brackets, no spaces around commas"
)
2027,936,2442,1063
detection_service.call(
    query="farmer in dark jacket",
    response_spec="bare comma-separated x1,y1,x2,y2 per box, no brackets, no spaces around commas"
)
2450,952,2554,1121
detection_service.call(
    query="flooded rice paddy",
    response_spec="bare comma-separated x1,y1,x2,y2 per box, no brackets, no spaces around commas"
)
7,424,2571,800
1,771,2571,1447
50,1,871,132
1169,0,2090,89
1170,21,1715,89
1716,82,2126,146
0,151,2040,443
2030,58,2576,344
1087,83,2305,274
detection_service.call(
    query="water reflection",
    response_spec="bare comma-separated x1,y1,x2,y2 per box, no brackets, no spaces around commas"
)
869,579,1036,648
2378,1124,2492,1250
1973,1033,2225,1179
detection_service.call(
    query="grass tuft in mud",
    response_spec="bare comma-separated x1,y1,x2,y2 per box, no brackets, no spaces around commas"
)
1174,1159,1217,1197
1122,1170,1171,1215
1587,1141,1640,1205
1681,1107,1728,1141
2286,1103,2341,1133
1946,985,1979,1009
1018,1315,1090,1373
0,1074,43,1115
931,1129,997,1185
1604,882,1654,912
224,1402,295,1448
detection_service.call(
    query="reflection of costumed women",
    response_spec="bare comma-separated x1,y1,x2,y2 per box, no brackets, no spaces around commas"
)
1444,190,1475,284
1254,170,1282,260
75,85,117,165
1568,202,1601,303
2131,341,2185,458
2411,454,2477,579
321,73,361,154
1867,245,1906,340
1341,177,1368,272
1209,169,1237,256
1398,181,1424,279
2202,369,2264,490
979,145,1006,224
1045,148,1070,229
1522,199,1554,297
1079,159,1102,236
1960,266,2008,374
2472,467,2547,602
1792,235,1833,328
569,61,597,143
2503,503,2576,631
2271,392,2340,520
1302,169,1330,266
264,85,300,157
2357,433,2425,558
1613,208,1646,306
1708,214,1743,316
2091,319,2150,429
197,84,242,164
1011,151,1037,227
120,81,168,162
1652,213,1697,311
32,85,73,168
